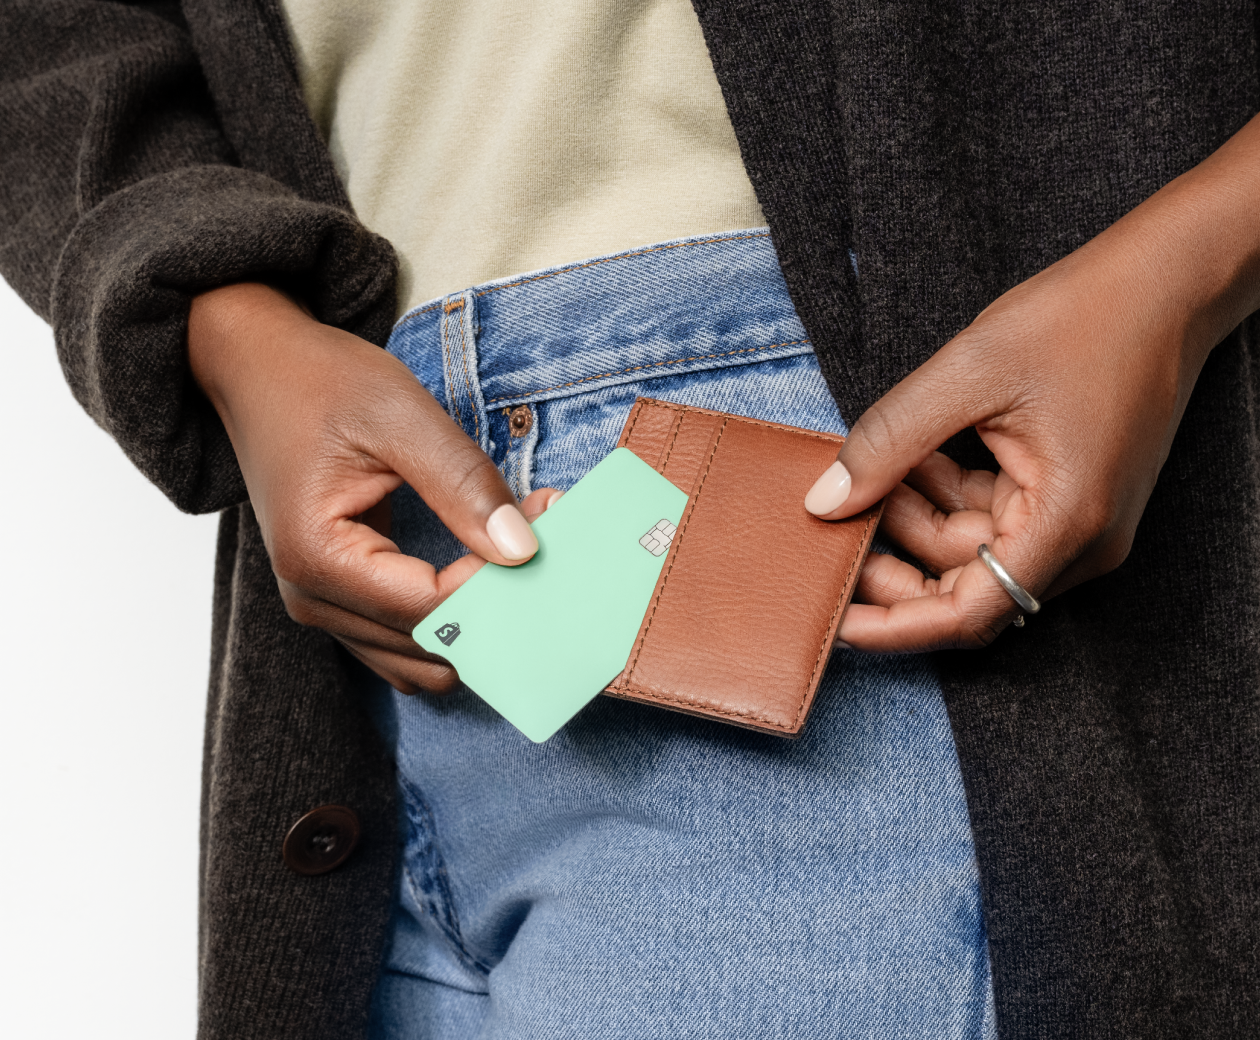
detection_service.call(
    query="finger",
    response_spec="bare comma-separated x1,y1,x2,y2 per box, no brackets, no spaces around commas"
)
337,635,461,695
369,352,539,566
276,512,477,632
842,476,1067,652
520,487,563,523
804,335,1017,520
853,551,949,605
877,482,994,576
839,554,1024,652
902,452,996,513
280,581,445,657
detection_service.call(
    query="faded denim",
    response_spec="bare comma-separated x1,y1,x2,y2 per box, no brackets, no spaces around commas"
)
369,229,997,1039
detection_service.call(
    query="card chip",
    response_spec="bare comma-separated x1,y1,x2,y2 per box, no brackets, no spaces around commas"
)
639,519,677,557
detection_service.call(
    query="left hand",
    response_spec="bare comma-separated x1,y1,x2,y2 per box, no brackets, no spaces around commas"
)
804,112,1260,653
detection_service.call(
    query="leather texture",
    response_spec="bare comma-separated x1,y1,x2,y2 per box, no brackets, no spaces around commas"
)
606,398,882,736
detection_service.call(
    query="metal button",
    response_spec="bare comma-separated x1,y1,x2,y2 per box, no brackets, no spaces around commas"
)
282,805,361,876
507,405,533,438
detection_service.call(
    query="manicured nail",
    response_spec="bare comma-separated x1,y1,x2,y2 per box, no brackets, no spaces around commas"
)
486,504,538,561
804,461,852,516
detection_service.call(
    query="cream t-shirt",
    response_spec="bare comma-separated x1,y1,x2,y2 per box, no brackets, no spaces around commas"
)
281,0,765,316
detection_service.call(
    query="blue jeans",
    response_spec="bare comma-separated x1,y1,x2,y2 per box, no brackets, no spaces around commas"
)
370,229,996,1039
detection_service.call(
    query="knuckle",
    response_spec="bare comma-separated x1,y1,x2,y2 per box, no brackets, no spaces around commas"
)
1075,500,1115,545
1093,532,1134,574
399,658,461,695
422,667,462,695
270,538,315,589
956,614,1001,649
852,398,906,459
443,449,503,506
280,587,321,628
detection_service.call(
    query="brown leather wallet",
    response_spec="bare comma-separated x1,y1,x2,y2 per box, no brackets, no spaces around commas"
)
604,398,882,737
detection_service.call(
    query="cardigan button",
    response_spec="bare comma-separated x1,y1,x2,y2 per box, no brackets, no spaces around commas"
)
283,805,361,876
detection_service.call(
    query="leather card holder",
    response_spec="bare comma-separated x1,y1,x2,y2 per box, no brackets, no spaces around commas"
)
604,398,882,737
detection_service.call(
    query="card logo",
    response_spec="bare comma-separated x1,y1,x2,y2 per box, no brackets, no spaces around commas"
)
434,622,461,646
639,519,677,557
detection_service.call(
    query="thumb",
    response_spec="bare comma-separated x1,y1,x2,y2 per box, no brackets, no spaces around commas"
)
805,344,1001,520
372,355,539,567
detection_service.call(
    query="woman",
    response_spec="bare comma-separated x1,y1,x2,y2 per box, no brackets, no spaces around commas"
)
1,1,1256,1037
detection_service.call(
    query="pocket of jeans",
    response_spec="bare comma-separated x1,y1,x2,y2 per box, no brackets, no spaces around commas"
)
514,351,846,495
397,775,493,976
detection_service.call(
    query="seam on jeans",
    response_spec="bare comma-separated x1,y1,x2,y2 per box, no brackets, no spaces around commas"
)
474,232,772,298
484,340,810,405
391,232,774,334
392,299,442,334
398,775,492,978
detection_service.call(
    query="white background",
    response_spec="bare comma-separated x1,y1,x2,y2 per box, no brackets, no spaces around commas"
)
0,278,216,1037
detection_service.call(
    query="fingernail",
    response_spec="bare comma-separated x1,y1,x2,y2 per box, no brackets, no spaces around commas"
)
486,504,538,561
804,461,852,516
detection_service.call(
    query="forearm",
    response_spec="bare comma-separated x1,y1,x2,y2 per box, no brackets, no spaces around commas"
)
0,3,399,514
1078,111,1260,373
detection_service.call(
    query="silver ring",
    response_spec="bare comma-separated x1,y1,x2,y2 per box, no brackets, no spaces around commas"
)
977,544,1041,616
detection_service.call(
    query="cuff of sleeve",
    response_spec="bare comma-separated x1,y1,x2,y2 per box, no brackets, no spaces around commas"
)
50,164,398,514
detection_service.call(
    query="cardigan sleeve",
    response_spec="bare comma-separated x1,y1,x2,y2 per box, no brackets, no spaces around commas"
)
0,1,397,514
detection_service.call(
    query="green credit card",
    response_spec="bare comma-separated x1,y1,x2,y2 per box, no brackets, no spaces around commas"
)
413,448,688,743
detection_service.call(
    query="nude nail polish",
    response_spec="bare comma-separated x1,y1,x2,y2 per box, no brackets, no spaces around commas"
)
486,503,538,561
804,461,852,516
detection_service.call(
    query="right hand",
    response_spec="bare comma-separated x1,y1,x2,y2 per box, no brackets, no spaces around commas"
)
188,282,562,693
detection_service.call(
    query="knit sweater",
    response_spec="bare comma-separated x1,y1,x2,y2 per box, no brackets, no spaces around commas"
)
1,2,1256,1038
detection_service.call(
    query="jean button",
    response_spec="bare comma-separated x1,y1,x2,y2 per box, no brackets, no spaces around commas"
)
282,805,361,876
508,405,533,437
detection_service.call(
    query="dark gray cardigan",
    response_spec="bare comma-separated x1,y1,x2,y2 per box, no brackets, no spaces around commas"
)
2,1,1257,1037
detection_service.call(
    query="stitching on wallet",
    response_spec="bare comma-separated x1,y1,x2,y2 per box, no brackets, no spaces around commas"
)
794,507,878,730
484,341,810,405
620,400,646,447
623,412,856,732
657,409,686,474
610,683,798,728
625,416,728,679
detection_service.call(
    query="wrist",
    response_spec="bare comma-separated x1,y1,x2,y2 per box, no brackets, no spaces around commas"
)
1104,113,1260,369
188,282,312,422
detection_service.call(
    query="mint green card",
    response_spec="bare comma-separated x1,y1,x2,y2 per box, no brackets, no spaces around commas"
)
413,448,688,743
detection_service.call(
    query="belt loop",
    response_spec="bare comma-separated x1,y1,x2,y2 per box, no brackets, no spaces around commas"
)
439,289,489,452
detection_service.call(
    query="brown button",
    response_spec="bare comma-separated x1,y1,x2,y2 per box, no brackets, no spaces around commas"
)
508,405,533,438
283,805,361,876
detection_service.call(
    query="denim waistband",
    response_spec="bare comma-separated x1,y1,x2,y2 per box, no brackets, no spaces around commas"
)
386,228,814,450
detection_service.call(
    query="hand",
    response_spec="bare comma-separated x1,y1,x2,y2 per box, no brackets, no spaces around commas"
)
806,113,1260,652
189,283,562,692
